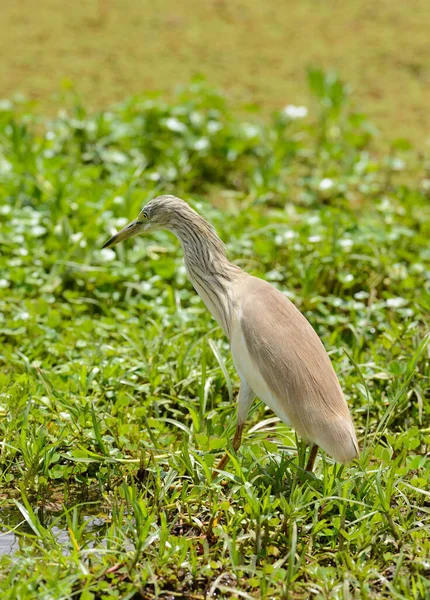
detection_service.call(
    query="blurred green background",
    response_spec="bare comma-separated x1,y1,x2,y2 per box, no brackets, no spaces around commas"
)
1,2,430,598
2,0,430,146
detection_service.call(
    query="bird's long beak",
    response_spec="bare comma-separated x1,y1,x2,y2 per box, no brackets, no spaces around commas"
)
102,219,143,249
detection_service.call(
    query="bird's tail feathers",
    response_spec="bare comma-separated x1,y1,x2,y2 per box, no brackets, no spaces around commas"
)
314,417,359,464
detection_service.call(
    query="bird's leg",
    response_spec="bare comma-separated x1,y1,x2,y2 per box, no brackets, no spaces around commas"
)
305,444,319,472
213,422,244,473
232,422,244,452
212,380,255,477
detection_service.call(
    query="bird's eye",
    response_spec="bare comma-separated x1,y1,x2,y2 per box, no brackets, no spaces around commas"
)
142,212,149,220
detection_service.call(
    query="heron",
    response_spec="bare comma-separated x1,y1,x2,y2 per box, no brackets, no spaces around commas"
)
102,195,359,473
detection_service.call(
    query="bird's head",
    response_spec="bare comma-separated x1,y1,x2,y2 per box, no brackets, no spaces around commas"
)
102,194,193,249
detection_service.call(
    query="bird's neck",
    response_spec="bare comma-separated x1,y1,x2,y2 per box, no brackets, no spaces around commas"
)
169,215,241,338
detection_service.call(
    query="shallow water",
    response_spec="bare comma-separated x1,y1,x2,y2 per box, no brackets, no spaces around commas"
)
0,502,107,556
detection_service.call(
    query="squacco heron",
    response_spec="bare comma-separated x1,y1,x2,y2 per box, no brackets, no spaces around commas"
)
102,195,359,473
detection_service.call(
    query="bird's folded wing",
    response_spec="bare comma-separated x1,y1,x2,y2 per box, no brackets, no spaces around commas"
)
239,275,358,463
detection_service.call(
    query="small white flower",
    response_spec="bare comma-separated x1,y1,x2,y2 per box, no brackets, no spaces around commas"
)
0,100,12,110
99,248,116,262
386,297,407,308
16,312,30,320
283,105,308,119
275,230,296,245
70,232,83,243
0,158,12,173
283,229,296,240
242,124,260,138
319,178,334,191
339,238,353,250
308,235,321,243
207,120,222,134
354,291,369,300
114,218,128,228
9,259,22,267
0,279,10,288
193,138,209,151
102,150,128,165
352,301,365,310
391,158,405,171
377,197,392,212
165,117,187,133
32,225,47,237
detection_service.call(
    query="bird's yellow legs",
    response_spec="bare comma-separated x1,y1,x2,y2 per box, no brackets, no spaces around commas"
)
305,444,319,472
213,422,244,475
214,428,320,476
212,382,320,477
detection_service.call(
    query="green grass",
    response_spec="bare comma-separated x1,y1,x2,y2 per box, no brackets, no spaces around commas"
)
0,73,429,599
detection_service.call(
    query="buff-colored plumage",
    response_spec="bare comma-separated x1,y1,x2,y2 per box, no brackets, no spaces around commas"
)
232,275,358,463
102,195,359,471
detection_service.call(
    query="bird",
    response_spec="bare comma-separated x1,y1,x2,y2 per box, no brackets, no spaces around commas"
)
102,195,359,473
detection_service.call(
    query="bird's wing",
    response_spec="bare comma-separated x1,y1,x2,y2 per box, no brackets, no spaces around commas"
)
237,275,358,463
